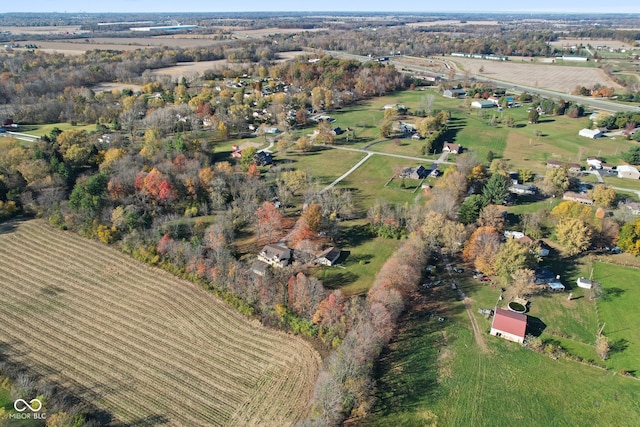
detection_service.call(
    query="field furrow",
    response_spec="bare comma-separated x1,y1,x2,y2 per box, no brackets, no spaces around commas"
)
0,220,320,426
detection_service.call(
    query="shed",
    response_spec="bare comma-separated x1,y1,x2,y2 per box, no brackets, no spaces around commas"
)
490,308,527,344
576,277,600,289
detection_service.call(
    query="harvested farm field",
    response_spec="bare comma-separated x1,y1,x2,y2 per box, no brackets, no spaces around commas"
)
0,220,320,426
449,56,623,93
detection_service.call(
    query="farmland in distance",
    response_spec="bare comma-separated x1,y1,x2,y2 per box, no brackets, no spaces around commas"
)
0,220,320,426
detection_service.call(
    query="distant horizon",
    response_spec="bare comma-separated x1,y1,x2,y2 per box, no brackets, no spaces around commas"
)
3,1,639,15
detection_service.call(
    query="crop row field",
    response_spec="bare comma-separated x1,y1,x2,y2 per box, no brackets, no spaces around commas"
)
0,220,320,426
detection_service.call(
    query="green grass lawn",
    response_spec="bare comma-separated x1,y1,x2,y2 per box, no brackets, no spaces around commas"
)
19,122,97,137
335,154,423,210
593,262,640,374
277,147,367,185
313,221,401,295
367,279,640,427
0,379,11,411
368,139,435,159
603,176,640,192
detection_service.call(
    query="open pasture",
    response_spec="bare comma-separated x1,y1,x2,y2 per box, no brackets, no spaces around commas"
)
449,56,622,93
0,220,320,426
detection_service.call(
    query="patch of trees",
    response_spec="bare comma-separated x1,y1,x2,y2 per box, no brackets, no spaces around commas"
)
308,234,429,425
622,147,640,165
597,111,640,131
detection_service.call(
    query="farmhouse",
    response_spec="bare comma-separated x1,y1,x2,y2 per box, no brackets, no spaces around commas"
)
316,247,341,266
258,244,292,268
399,165,429,179
443,142,462,154
471,100,495,109
576,277,600,289
254,151,273,166
563,191,594,205
579,128,603,139
618,165,640,180
490,308,527,344
443,89,467,98
587,157,603,169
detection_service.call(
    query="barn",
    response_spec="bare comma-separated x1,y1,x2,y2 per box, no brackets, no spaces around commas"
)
490,308,527,344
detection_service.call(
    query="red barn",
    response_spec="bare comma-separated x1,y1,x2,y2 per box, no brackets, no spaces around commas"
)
490,308,527,344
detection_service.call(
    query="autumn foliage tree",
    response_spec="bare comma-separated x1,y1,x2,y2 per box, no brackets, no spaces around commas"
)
556,217,593,256
463,226,501,274
256,201,283,243
494,238,537,284
134,168,177,204
618,218,640,255
287,272,326,320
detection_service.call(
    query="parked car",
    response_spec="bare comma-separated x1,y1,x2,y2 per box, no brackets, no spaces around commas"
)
453,267,464,273
480,276,492,282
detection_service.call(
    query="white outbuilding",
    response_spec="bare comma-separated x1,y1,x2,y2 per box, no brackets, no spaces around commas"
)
579,128,603,139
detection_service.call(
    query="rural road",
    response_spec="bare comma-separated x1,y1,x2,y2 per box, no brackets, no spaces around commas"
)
325,50,640,114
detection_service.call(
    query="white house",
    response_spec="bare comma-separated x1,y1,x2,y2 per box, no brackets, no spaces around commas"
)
579,128,603,139
257,244,292,268
587,157,603,169
490,308,527,344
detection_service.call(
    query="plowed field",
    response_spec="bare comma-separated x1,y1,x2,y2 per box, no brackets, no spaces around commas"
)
0,220,320,426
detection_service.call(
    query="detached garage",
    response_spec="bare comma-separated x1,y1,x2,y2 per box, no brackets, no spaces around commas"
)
618,165,640,180
579,128,603,139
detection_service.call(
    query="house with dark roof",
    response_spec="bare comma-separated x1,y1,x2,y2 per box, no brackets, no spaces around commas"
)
399,165,429,179
443,89,467,99
490,308,527,344
317,247,341,266
257,244,292,268
254,150,273,166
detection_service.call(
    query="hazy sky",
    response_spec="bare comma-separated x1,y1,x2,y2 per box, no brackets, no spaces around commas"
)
5,1,639,14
